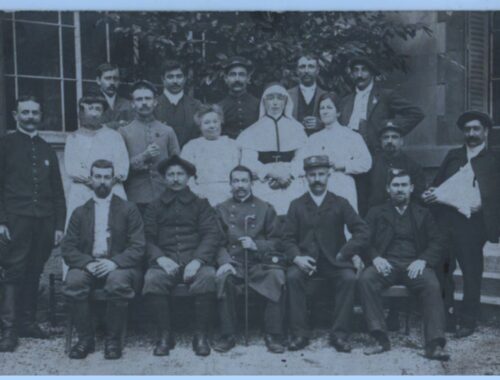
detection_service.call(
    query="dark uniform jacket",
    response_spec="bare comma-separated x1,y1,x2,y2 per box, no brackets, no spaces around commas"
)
368,151,426,210
144,187,222,267
0,131,66,230
216,195,280,266
154,93,202,147
102,95,134,130
61,195,145,270
365,201,445,268
281,191,369,269
218,92,259,140
432,145,500,243
338,84,425,152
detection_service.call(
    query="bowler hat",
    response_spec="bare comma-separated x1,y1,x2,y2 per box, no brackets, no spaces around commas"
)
303,155,331,171
348,56,380,75
158,155,197,177
457,110,493,130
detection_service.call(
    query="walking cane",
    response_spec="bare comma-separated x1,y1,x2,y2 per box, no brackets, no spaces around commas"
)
243,214,256,346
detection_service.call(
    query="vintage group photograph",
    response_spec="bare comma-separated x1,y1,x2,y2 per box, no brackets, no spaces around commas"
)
0,9,499,375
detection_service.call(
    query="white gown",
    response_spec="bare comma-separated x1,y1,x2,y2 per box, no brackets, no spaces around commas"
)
63,126,129,228
294,122,372,211
180,136,241,206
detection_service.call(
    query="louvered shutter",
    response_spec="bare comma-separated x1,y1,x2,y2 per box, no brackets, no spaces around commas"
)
466,12,490,112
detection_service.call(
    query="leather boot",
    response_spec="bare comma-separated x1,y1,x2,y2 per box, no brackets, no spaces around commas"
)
147,295,171,356
68,300,95,359
0,284,19,352
18,274,49,339
193,294,215,356
104,300,127,360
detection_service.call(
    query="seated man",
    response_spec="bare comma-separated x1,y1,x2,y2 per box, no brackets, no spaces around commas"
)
359,169,449,361
283,155,369,352
62,160,145,360
142,155,221,357
212,165,286,354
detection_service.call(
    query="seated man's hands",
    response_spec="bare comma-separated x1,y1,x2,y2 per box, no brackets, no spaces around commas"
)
373,257,393,277
183,259,202,283
216,263,237,277
86,259,117,278
293,255,317,275
352,254,365,274
238,236,257,251
157,256,180,276
407,259,426,279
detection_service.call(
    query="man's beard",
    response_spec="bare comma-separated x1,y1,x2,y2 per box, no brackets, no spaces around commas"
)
95,184,112,198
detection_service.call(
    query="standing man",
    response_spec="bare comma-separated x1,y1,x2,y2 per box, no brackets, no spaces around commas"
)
359,169,449,361
0,96,66,351
120,80,180,214
367,123,426,214
154,60,202,147
423,110,500,338
218,56,260,140
142,155,221,357
338,56,424,152
212,165,286,354
288,54,328,136
283,155,369,352
96,63,134,130
62,160,145,360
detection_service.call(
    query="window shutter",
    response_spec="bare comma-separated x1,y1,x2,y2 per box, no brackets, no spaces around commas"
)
466,12,490,112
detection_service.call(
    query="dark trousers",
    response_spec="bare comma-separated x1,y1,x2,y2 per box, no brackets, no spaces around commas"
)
358,265,445,347
0,214,54,328
218,274,285,336
446,212,487,328
286,259,357,339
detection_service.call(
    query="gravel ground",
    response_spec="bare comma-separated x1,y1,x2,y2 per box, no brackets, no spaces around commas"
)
1,325,500,375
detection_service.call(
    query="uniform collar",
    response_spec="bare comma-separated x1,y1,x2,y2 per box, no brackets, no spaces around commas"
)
16,126,38,138
160,187,196,205
232,193,253,204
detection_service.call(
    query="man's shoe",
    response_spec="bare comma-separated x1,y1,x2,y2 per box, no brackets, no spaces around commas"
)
288,336,309,351
425,345,450,361
104,339,122,360
68,339,95,359
192,334,211,356
329,335,352,353
455,326,475,338
265,334,285,354
212,335,236,353
0,329,18,352
364,334,391,356
153,331,171,356
18,323,50,339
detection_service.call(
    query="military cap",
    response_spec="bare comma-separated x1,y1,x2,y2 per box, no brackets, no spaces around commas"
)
223,56,253,73
348,56,380,75
158,155,197,177
303,155,331,171
378,121,404,137
457,110,493,130
78,91,108,110
130,79,158,96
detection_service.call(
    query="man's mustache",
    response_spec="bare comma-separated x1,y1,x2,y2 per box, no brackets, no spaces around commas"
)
312,181,324,187
107,85,117,91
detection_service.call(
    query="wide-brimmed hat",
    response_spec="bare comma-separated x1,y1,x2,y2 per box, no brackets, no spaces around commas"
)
348,56,380,75
158,155,196,177
456,110,493,130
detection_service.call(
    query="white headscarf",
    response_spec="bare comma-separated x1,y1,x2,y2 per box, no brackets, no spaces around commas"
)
259,83,295,119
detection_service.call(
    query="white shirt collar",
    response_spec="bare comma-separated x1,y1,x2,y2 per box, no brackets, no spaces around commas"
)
395,204,409,215
102,93,116,110
93,192,113,204
356,80,374,95
466,142,486,161
299,82,317,95
163,89,184,106
17,126,38,138
308,189,327,207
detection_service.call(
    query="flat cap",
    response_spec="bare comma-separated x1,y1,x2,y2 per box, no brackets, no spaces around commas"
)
348,56,380,75
223,56,253,72
303,155,331,170
457,110,493,130
131,79,158,96
158,155,197,177
379,121,404,137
